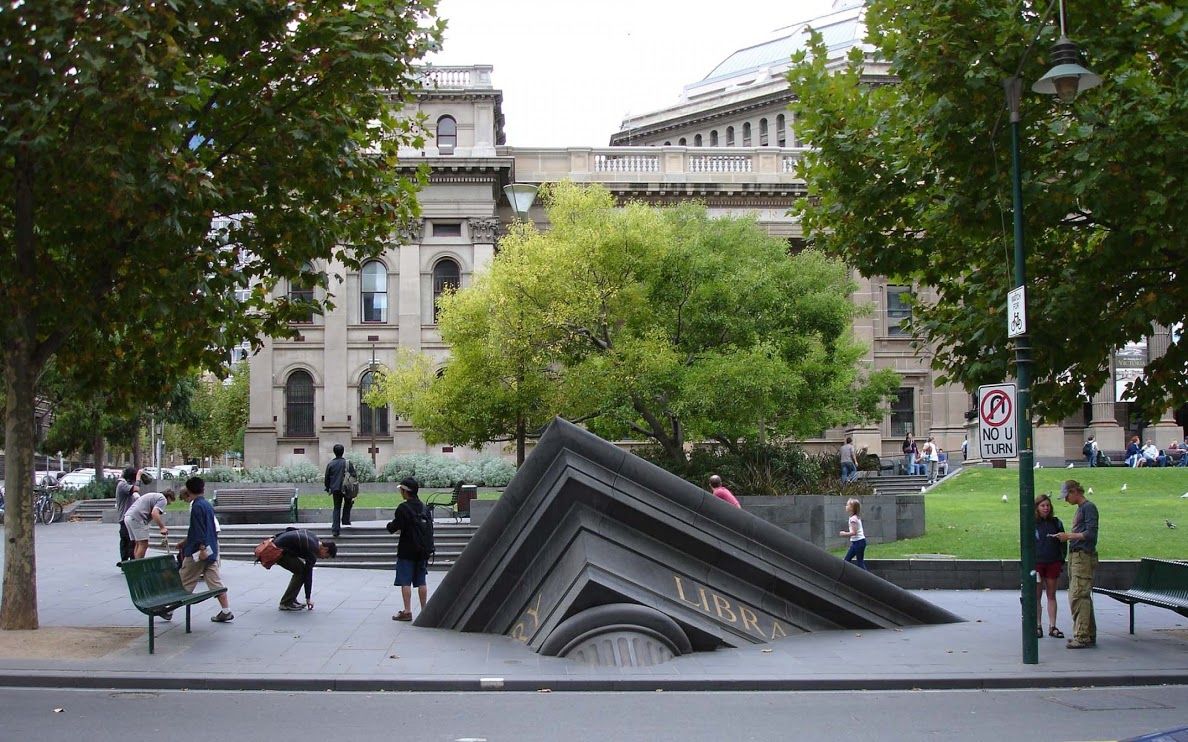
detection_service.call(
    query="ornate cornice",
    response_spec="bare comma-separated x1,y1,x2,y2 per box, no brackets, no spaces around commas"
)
468,217,501,243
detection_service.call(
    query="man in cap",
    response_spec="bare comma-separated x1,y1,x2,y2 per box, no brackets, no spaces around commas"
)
386,476,432,621
1055,479,1099,648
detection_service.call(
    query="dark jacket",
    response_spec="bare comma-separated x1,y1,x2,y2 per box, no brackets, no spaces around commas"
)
274,529,322,600
184,496,219,562
386,498,428,560
323,457,356,495
1035,516,1065,564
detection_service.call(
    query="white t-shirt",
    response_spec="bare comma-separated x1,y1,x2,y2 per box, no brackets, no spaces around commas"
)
924,442,939,462
125,492,167,524
849,514,865,542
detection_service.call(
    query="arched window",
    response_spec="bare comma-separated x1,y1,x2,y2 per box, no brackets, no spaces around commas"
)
361,261,387,323
693,133,703,147
436,115,457,155
742,122,752,146
709,130,718,146
288,262,315,324
759,118,769,146
776,114,787,147
663,141,671,146
726,126,735,146
358,370,389,435
432,258,461,323
284,370,315,437
678,137,687,146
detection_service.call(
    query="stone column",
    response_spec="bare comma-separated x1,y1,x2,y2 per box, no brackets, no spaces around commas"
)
398,221,424,352
847,272,882,456
1033,423,1066,466
319,259,351,466
1087,367,1125,452
1146,325,1184,443
244,335,277,468
469,217,499,273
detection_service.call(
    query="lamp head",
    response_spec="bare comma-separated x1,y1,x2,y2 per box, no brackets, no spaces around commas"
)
503,183,538,219
1032,37,1101,103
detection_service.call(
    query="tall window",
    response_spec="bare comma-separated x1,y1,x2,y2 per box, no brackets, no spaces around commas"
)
887,285,913,336
742,122,752,146
359,370,389,435
694,133,703,147
432,258,461,323
288,262,315,323
725,126,735,146
284,370,315,437
436,115,457,155
890,388,915,437
759,118,769,146
709,130,718,146
776,114,787,146
678,137,687,146
361,261,387,323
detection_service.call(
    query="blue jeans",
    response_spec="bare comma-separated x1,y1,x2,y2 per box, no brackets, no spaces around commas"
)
844,538,867,570
840,462,857,482
1085,453,1096,467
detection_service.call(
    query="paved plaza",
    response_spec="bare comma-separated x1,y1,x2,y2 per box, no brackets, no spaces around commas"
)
0,522,1185,692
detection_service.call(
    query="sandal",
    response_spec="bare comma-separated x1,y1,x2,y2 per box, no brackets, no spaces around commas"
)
1049,626,1065,638
1036,626,1043,638
392,611,413,622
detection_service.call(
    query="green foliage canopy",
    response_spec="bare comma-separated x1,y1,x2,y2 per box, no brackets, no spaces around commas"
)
787,0,1187,422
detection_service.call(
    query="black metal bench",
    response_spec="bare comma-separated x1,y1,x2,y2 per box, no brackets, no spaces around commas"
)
424,483,465,523
119,555,227,653
212,486,298,522
1093,558,1188,634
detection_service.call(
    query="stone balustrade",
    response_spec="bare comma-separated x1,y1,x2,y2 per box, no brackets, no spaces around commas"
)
418,65,494,90
508,146,807,185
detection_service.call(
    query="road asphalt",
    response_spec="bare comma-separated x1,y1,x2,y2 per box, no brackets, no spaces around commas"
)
0,521,1185,692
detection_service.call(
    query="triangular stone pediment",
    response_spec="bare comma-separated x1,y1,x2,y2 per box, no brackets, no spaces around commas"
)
417,419,960,660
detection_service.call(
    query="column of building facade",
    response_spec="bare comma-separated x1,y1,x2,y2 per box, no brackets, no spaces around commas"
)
469,217,499,272
1087,352,1125,452
243,335,277,468
847,272,883,456
398,222,424,352
1146,324,1183,444
318,258,352,463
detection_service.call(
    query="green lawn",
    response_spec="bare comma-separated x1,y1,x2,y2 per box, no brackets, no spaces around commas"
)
832,467,1188,560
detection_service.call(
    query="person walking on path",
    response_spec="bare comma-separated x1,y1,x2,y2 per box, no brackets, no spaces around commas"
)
708,475,741,508
115,467,142,564
1034,494,1065,639
273,528,337,611
1056,479,1099,649
839,436,859,483
123,488,175,560
324,443,357,538
178,477,233,623
387,477,432,621
839,498,867,570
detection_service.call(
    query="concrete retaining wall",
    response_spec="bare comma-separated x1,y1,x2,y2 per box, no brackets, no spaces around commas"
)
738,494,923,549
868,559,1139,591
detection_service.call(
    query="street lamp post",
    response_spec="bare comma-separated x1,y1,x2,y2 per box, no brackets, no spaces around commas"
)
1004,0,1100,664
369,343,378,468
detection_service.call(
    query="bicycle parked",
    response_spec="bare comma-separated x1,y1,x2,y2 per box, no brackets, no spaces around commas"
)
34,486,62,525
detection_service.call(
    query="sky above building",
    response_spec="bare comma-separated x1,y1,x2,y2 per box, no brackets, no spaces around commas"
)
429,0,839,147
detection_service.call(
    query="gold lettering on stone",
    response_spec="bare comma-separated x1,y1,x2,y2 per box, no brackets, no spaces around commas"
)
712,594,738,624
673,575,709,611
769,621,788,640
738,605,762,635
523,592,543,631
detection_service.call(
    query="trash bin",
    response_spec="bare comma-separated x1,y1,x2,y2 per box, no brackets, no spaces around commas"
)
458,484,477,518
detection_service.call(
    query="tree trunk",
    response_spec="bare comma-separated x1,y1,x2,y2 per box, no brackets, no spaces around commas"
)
515,416,526,466
1,345,40,630
132,424,142,469
93,435,105,481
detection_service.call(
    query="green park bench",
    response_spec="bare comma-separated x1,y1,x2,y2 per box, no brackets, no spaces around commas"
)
119,555,227,654
212,486,298,523
1093,558,1188,635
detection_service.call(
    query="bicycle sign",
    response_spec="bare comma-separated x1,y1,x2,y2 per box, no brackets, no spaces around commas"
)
978,383,1017,459
1007,286,1026,339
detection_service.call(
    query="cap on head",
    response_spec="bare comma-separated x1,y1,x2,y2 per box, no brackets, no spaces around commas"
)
1060,479,1083,501
398,476,420,497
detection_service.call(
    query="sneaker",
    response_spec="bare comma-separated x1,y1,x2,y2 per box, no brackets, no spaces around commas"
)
278,602,305,611
210,610,234,623
1065,638,1093,649
160,611,173,621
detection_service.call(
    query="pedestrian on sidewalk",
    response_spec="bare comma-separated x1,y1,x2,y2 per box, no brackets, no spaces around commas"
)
115,467,142,564
839,436,859,483
324,443,357,537
1034,494,1065,639
273,528,337,611
178,477,233,623
708,475,740,508
387,477,432,621
123,488,175,560
1056,480,1098,649
923,436,940,484
839,498,867,570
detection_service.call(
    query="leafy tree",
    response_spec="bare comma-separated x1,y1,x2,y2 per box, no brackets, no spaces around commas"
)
0,1,441,629
377,183,899,470
787,0,1187,422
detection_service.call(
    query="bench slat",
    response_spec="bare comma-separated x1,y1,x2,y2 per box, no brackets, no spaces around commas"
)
212,487,298,523
1092,558,1188,634
119,555,228,653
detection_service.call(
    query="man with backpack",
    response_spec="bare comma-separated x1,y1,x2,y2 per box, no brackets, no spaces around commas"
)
386,476,433,622
273,528,337,611
323,443,358,537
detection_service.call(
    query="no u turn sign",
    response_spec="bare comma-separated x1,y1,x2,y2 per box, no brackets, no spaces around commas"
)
978,383,1017,459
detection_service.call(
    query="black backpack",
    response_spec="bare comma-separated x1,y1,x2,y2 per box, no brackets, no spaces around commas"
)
1082,441,1092,456
388,501,435,560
